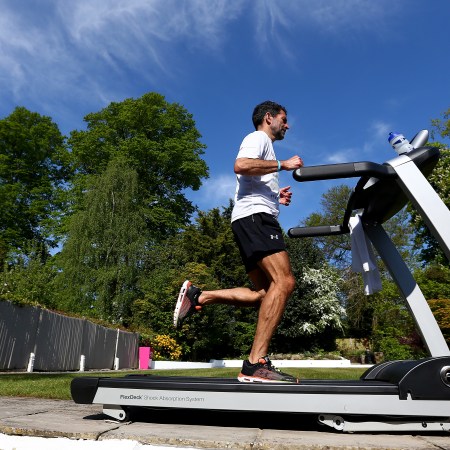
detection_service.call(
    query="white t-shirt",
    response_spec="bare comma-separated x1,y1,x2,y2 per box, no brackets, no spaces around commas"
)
231,130,280,222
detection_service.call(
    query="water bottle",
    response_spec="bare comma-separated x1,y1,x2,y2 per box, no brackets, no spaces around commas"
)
388,132,414,155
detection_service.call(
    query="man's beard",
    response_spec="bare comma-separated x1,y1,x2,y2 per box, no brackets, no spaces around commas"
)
274,129,286,140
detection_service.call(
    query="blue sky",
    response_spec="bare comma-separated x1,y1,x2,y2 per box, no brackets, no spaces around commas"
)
1,0,449,231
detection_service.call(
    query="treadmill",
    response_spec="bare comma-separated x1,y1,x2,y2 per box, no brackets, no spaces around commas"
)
71,130,450,432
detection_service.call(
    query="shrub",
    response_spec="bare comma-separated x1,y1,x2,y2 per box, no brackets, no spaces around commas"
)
151,334,182,361
374,336,413,361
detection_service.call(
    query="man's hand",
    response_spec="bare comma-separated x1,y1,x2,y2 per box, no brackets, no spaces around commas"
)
279,186,293,206
281,155,303,171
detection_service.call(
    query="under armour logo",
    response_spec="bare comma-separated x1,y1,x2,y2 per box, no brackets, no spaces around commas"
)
270,234,279,240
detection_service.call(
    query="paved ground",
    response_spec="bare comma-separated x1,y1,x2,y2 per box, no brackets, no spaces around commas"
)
0,396,449,449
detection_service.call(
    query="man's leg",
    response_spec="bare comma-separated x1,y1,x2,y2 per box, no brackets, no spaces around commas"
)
196,250,295,361
174,276,267,329
198,286,265,308
247,250,295,363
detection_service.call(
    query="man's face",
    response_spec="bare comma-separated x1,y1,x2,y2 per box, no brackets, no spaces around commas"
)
269,110,289,141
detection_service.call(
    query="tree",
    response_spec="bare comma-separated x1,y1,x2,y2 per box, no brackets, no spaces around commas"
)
0,241,58,309
414,264,450,299
55,158,148,322
0,107,70,266
302,184,353,268
409,149,450,265
67,92,208,242
54,93,209,322
409,107,450,265
175,201,248,287
414,264,450,343
428,299,450,344
430,107,450,141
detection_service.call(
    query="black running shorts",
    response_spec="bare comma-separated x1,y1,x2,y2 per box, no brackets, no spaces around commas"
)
231,212,286,273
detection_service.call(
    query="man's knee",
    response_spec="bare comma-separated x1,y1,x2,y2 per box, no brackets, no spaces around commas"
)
284,274,296,297
272,274,295,300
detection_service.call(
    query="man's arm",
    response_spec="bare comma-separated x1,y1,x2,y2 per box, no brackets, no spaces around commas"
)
234,155,303,176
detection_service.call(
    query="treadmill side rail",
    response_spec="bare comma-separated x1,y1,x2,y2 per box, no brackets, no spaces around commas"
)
318,414,450,433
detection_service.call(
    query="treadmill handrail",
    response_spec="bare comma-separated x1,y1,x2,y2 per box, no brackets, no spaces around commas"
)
293,161,396,182
288,225,346,238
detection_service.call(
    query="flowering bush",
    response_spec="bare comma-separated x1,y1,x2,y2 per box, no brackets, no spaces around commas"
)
299,266,345,334
151,334,182,361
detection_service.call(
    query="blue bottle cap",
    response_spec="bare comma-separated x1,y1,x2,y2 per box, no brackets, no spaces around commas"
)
388,132,400,143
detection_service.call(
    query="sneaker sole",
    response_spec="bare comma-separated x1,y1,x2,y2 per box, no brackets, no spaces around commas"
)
173,280,192,328
237,373,297,383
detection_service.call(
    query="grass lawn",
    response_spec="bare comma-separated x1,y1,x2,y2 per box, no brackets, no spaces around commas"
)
0,367,367,400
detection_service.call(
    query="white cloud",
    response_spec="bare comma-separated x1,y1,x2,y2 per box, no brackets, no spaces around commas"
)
200,174,236,203
370,120,392,141
188,173,236,211
318,120,393,164
0,1,245,116
359,120,393,156
58,0,242,67
0,0,398,87
0,0,401,126
306,0,391,33
252,0,396,49
325,149,356,164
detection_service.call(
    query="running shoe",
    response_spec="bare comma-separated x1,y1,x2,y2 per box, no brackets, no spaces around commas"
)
238,356,299,383
173,280,202,328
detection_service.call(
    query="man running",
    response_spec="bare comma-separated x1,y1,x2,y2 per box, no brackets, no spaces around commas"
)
174,101,303,383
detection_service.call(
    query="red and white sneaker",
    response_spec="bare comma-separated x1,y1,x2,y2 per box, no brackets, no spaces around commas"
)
173,280,202,328
238,356,299,383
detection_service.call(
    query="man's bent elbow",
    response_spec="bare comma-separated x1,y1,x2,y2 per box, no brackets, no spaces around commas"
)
234,159,245,174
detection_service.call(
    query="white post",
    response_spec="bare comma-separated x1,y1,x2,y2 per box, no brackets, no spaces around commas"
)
27,353,35,373
114,328,120,370
80,355,85,372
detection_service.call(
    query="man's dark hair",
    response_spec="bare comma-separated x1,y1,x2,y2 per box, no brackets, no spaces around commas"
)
252,101,287,130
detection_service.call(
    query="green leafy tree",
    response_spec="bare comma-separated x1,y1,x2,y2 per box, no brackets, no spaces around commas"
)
67,92,208,242
410,149,450,265
414,265,450,344
175,204,256,359
0,241,58,308
368,278,425,359
414,264,450,299
55,93,208,322
430,107,450,141
409,107,450,265
0,107,70,266
55,159,147,322
428,299,450,344
176,201,247,287
302,185,353,268
343,207,419,339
